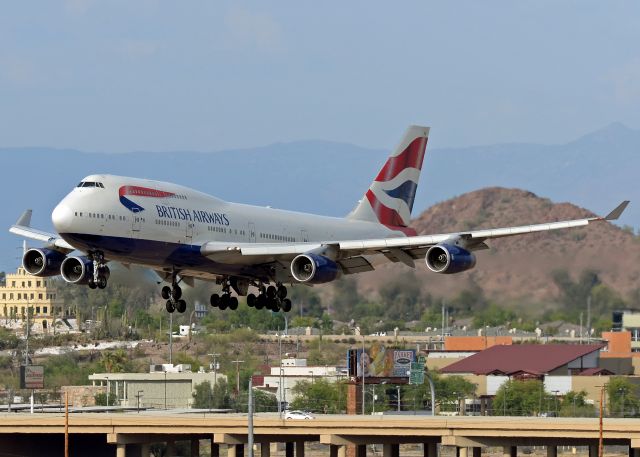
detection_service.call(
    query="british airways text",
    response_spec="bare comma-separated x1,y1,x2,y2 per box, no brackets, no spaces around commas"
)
155,205,230,226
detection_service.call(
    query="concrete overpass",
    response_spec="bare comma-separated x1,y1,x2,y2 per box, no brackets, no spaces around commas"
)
1,413,639,457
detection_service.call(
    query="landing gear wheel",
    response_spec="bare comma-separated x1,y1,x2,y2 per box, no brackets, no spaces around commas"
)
166,300,175,313
282,298,292,313
219,294,229,310
277,285,288,299
270,299,280,312
161,286,171,300
171,285,182,300
229,296,239,310
97,277,108,289
266,285,277,299
247,293,257,307
255,294,266,310
210,293,220,307
176,299,187,313
88,280,97,290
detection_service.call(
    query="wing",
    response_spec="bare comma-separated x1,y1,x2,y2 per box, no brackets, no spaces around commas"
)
201,201,630,274
9,209,75,252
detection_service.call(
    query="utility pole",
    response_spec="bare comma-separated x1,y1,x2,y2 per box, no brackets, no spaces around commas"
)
598,385,604,457
232,360,245,395
208,353,220,389
361,336,366,415
587,295,592,344
248,378,254,457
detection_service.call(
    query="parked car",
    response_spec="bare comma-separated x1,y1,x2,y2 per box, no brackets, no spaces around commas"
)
284,410,314,420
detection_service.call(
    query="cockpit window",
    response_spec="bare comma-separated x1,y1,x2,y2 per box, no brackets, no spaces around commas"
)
78,181,105,188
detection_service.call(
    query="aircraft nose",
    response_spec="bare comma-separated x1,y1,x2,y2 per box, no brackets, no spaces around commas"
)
52,203,73,233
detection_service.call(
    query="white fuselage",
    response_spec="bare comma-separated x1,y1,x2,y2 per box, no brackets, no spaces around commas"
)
51,174,400,278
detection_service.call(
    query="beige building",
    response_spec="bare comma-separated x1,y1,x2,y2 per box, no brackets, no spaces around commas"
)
89,366,228,409
0,267,64,333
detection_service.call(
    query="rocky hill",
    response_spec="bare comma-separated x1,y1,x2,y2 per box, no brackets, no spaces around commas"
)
357,187,639,309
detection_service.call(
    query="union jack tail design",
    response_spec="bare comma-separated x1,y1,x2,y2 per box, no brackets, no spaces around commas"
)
347,125,430,234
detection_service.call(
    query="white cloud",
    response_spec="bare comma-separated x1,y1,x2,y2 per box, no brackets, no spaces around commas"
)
223,8,284,55
609,58,640,104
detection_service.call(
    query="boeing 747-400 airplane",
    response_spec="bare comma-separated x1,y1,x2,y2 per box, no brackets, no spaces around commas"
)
10,125,629,314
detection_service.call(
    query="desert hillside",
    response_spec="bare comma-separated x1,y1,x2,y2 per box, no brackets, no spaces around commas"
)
357,188,639,307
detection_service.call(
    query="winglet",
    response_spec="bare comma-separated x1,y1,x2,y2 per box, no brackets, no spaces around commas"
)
15,209,33,227
604,201,630,221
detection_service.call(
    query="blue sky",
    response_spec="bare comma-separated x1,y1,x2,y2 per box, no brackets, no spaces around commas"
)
0,1,638,153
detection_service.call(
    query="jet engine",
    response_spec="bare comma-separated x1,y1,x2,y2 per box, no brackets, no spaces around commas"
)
22,248,66,277
425,244,476,274
60,256,94,285
291,253,341,284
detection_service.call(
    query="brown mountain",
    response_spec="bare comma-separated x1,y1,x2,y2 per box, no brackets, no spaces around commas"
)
357,187,639,307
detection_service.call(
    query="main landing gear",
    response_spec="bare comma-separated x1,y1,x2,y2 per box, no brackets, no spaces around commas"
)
208,278,292,313
161,271,187,314
209,278,239,311
88,251,110,290
246,283,292,313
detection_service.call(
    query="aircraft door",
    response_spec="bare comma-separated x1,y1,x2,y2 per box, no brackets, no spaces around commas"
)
186,222,194,244
248,222,256,243
300,229,309,242
131,209,142,233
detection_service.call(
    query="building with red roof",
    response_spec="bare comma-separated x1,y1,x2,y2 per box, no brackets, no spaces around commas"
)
441,344,605,378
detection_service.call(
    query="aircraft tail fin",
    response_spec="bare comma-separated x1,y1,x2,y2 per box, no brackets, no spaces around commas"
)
347,125,430,230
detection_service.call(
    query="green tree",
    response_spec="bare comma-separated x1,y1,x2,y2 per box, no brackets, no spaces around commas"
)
559,390,596,417
290,379,347,413
94,392,118,406
378,272,423,321
331,277,361,322
472,304,516,329
413,373,476,412
192,379,235,409
493,379,552,416
551,269,600,313
607,377,639,417
98,349,131,373
192,381,215,409
236,389,278,413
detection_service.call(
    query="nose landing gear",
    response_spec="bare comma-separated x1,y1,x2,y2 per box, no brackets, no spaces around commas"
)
88,251,110,290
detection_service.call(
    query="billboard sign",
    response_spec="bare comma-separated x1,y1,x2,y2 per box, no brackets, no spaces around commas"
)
353,344,415,378
20,365,44,389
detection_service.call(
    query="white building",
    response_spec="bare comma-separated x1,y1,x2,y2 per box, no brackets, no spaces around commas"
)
254,358,346,405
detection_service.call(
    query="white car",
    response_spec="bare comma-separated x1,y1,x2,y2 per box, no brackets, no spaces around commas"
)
284,410,314,420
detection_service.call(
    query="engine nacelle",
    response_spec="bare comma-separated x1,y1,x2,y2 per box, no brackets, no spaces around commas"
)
291,253,341,284
60,256,94,285
22,248,66,277
425,244,476,274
